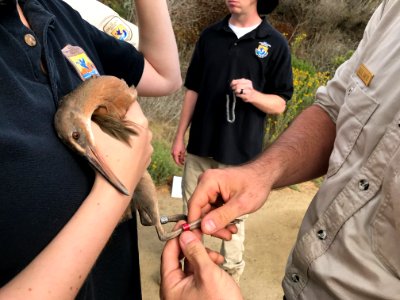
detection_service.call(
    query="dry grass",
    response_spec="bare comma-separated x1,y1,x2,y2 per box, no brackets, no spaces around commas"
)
274,0,381,71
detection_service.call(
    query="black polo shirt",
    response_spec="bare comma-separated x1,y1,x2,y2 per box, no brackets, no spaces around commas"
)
0,0,144,299
185,15,293,165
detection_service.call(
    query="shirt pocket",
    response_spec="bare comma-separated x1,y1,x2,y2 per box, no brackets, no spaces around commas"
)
371,161,400,278
326,75,378,177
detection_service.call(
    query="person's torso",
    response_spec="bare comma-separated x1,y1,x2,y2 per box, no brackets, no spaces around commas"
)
187,17,291,164
283,1,400,298
0,1,143,298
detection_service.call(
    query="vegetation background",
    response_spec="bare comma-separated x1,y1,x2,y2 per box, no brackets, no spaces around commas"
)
101,0,381,185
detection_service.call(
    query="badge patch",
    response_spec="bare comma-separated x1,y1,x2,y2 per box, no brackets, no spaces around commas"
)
356,63,374,87
103,17,132,42
255,41,271,58
62,45,100,81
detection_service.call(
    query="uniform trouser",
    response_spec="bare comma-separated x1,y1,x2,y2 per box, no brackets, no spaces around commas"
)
182,153,247,278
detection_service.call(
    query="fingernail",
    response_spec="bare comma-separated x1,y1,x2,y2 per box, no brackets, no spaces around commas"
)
204,219,216,233
180,232,196,245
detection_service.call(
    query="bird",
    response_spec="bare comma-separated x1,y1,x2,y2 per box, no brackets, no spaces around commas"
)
54,75,199,241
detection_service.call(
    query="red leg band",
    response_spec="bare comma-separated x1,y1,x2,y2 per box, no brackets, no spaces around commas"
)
182,223,191,231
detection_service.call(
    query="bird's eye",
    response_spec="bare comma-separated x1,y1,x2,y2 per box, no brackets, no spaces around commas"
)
72,131,80,140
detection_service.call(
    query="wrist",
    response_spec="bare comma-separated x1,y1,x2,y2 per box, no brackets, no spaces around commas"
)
91,174,132,205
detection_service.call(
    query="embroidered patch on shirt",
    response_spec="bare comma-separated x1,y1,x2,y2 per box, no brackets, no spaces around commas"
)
255,41,271,58
356,63,374,87
62,45,100,81
103,16,132,42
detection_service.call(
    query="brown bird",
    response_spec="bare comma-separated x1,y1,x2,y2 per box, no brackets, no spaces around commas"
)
54,75,200,241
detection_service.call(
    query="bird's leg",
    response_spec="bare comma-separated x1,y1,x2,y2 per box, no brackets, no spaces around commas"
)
133,171,189,241
133,171,243,241
155,218,201,241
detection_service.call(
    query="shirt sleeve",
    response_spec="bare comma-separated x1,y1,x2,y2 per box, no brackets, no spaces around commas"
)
264,36,293,101
86,26,145,87
184,37,204,92
59,2,145,88
62,0,139,48
314,1,385,123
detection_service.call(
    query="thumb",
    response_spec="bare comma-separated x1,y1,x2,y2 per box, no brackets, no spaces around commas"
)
179,231,214,272
201,200,244,234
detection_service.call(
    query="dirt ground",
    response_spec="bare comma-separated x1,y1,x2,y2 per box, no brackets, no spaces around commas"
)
138,182,318,300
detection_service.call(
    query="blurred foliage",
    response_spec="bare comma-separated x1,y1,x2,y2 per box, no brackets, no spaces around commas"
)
148,139,182,186
264,57,330,145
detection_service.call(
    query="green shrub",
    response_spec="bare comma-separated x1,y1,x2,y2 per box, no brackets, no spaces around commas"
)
148,139,182,186
264,56,329,145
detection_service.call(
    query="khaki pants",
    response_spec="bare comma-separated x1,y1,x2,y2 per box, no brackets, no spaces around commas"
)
182,153,247,281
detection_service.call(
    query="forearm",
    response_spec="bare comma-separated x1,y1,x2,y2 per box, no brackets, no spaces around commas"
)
0,184,131,300
135,0,181,94
230,79,286,114
249,92,286,114
174,90,198,140
249,105,336,189
0,102,151,299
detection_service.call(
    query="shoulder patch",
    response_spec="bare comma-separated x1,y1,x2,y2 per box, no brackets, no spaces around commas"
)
62,45,100,81
103,16,133,42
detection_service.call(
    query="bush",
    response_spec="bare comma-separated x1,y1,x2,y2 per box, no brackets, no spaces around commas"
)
273,0,380,71
264,56,329,144
148,139,182,186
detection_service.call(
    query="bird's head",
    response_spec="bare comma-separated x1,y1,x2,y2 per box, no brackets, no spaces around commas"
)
54,108,129,196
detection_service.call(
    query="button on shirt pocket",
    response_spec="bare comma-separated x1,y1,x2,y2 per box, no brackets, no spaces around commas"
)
327,77,379,177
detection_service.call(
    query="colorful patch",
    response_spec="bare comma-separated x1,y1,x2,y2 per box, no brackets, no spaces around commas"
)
103,17,132,42
255,41,271,59
62,45,100,81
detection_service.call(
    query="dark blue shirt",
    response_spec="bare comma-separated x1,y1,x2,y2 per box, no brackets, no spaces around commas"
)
185,15,293,165
0,0,144,299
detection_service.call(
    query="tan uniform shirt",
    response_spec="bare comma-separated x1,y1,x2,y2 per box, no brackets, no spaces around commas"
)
62,0,139,48
283,1,400,299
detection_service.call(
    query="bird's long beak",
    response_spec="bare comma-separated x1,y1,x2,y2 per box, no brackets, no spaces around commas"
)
86,145,130,196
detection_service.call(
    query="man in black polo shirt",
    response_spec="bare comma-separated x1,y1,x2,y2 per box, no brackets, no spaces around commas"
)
0,0,181,299
171,0,293,283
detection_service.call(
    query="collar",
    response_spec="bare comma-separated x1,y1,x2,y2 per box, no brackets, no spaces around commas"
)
19,0,55,33
215,15,272,39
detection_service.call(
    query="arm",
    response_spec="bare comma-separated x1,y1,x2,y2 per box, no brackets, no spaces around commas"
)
134,0,182,96
160,105,335,299
230,78,286,114
171,89,198,166
188,104,336,235
0,102,152,299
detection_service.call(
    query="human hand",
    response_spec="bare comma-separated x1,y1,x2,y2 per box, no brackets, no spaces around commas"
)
161,230,243,300
92,100,153,196
187,165,272,238
230,78,257,103
171,137,186,166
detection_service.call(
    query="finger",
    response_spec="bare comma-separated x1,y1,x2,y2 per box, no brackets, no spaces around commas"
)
187,176,221,222
184,247,224,275
161,235,184,282
208,222,238,240
172,153,180,165
179,231,216,274
207,248,225,265
200,200,244,235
